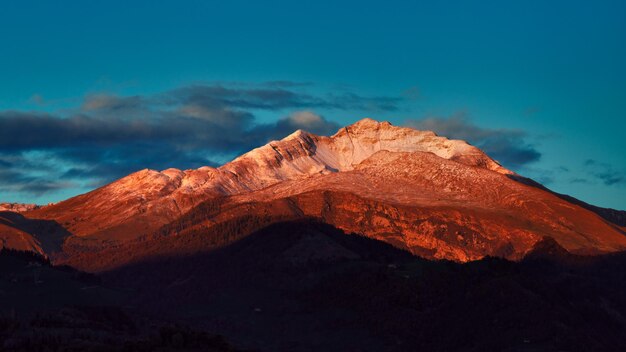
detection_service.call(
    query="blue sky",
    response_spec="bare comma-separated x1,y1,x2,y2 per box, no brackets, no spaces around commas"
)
1,0,625,209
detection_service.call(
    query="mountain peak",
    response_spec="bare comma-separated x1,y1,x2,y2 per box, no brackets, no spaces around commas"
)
341,118,397,133
336,118,437,140
349,117,386,128
283,128,311,141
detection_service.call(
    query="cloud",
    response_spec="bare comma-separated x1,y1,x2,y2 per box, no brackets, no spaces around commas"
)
0,84,397,152
250,111,341,142
523,106,541,116
402,86,421,100
596,172,625,186
81,94,144,112
57,144,220,184
0,109,252,190
0,112,216,151
167,85,401,112
405,114,541,168
584,159,625,186
29,94,45,106
261,81,313,88
0,156,76,195
0,157,12,168
274,111,340,136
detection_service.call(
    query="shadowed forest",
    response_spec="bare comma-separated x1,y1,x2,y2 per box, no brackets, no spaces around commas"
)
2,220,626,351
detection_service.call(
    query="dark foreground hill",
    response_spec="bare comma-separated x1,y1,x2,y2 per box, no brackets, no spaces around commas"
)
0,248,240,352
4,220,624,351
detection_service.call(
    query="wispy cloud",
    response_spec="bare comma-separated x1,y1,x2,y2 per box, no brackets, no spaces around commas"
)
584,159,625,186
28,94,45,106
166,84,401,112
570,178,591,184
0,154,77,195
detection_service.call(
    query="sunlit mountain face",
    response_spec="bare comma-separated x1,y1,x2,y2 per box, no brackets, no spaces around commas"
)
2,1,626,351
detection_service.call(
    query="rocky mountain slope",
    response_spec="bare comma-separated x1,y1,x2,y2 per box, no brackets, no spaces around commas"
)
1,118,625,270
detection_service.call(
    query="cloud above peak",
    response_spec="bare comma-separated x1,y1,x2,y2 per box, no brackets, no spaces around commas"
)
282,111,340,134
405,114,541,169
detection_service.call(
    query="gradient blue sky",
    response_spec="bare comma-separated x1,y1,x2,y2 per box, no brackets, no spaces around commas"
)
1,0,625,209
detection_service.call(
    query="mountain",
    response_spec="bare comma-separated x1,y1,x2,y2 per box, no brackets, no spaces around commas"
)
1,118,625,271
